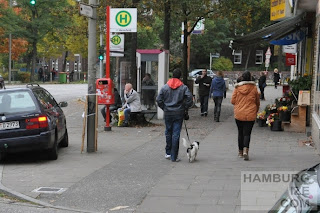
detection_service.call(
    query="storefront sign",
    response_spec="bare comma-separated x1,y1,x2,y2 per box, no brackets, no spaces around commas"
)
270,0,293,21
285,53,296,66
270,30,305,45
283,44,297,53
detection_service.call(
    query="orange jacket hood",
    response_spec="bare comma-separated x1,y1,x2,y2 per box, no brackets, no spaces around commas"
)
167,78,183,89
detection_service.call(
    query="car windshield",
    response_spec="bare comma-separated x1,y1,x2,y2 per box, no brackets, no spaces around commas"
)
0,91,37,114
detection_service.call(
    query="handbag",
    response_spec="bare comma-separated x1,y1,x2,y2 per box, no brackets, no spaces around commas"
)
262,82,267,88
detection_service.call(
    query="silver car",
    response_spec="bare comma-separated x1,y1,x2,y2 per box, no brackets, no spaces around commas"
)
189,69,216,78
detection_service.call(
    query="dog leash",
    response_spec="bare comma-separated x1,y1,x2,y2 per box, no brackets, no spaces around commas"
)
184,120,191,143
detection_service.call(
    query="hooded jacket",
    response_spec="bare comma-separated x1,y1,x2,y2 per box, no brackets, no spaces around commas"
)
156,78,193,116
231,81,260,121
210,76,226,97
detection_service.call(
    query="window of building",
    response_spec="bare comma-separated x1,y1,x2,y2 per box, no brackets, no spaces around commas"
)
66,62,69,72
55,60,59,71
255,50,263,64
234,50,242,64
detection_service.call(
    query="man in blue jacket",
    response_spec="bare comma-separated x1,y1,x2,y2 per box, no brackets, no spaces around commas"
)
156,68,193,162
210,71,226,122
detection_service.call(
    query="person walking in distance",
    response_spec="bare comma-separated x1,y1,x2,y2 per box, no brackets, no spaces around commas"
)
195,69,212,116
231,71,260,160
210,71,226,122
156,68,193,162
258,71,267,100
273,68,280,89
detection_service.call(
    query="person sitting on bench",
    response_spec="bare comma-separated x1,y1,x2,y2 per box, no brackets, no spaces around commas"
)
101,88,122,122
119,83,142,127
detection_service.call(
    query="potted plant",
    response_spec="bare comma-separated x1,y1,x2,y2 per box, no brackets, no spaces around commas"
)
278,106,291,122
265,104,277,115
256,111,267,127
266,113,283,131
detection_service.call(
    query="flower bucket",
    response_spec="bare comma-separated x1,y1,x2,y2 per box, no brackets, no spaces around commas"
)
279,111,291,122
270,120,283,131
257,119,267,127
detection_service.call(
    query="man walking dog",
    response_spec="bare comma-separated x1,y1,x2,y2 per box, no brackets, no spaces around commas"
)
156,68,193,162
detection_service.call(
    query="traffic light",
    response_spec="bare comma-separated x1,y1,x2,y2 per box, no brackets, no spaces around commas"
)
98,47,104,60
30,0,36,5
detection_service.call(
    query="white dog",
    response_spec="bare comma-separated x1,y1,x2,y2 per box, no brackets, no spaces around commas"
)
182,138,200,163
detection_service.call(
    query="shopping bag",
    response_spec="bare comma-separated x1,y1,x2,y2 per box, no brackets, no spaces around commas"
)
118,109,125,126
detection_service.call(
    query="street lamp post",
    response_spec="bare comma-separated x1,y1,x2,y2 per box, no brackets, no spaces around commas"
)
9,0,12,84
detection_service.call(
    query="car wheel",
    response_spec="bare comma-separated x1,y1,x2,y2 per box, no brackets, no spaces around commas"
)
59,129,69,147
48,139,58,160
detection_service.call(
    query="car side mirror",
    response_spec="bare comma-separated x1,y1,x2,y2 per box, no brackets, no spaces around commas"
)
59,101,68,107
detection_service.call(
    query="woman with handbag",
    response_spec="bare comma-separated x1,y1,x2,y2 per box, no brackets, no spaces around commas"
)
258,71,267,100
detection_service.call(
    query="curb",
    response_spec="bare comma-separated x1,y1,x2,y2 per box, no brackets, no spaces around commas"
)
0,165,97,213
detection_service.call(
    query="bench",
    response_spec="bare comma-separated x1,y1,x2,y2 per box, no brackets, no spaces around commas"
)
130,110,157,125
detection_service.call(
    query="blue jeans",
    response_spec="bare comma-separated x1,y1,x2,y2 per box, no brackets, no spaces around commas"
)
200,95,209,113
164,114,184,161
124,108,131,123
213,96,223,118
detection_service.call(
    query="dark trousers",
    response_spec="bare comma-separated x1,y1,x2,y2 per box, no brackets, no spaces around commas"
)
213,96,223,118
235,119,255,150
259,86,265,100
200,95,209,113
164,114,184,161
274,81,278,89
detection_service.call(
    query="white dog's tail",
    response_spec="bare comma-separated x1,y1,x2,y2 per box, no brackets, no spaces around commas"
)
182,138,190,148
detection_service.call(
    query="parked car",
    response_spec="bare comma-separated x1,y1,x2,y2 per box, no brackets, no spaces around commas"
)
189,69,216,78
0,84,68,161
269,163,320,212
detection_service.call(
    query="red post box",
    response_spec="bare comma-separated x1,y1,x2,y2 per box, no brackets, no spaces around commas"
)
96,78,115,105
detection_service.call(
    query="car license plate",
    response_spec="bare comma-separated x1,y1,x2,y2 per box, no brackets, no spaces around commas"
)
0,121,20,130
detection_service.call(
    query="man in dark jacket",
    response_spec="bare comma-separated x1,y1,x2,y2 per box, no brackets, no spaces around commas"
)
101,88,122,122
195,69,212,116
156,68,193,162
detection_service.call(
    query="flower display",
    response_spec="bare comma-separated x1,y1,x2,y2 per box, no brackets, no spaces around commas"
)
265,104,277,114
266,113,279,126
278,106,289,112
257,111,266,120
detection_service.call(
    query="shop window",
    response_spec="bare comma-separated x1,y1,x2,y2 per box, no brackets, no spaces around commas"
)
314,25,320,117
255,50,263,65
234,50,242,64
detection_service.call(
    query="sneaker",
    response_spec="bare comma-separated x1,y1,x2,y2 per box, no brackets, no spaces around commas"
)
172,158,181,162
201,113,204,116
165,154,171,159
204,112,207,117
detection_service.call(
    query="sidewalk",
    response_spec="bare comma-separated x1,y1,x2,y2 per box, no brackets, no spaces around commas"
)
136,85,320,213
0,85,319,213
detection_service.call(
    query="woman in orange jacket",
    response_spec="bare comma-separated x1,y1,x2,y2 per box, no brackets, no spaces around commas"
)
231,71,260,160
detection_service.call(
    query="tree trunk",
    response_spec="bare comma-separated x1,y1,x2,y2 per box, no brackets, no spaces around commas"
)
62,51,68,72
31,41,37,82
163,0,171,50
182,20,188,85
245,47,252,71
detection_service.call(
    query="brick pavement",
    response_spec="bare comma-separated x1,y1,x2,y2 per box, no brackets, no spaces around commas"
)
136,85,320,213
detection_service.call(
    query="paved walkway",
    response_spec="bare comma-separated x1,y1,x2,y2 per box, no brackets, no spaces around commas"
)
136,85,320,213
0,84,319,213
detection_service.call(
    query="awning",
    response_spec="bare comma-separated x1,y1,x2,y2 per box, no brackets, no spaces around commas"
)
231,13,306,48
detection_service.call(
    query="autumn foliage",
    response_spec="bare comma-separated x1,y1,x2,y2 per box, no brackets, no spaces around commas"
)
0,0,28,60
